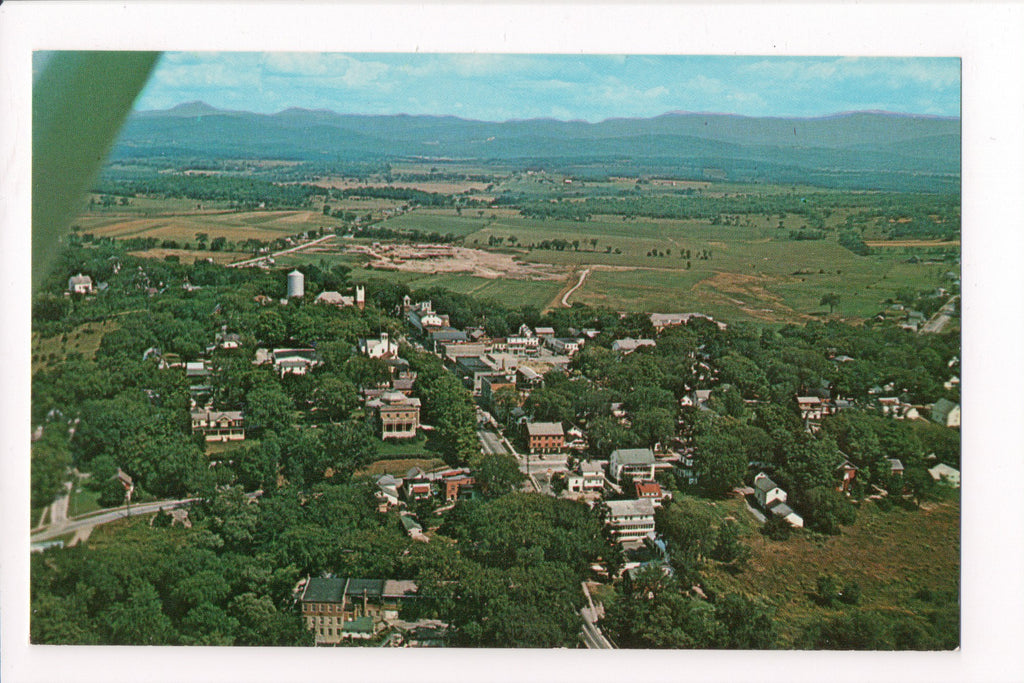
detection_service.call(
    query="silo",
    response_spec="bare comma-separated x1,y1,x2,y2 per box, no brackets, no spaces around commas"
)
287,270,305,298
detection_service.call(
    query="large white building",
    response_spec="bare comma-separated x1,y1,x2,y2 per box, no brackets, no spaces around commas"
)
603,499,656,543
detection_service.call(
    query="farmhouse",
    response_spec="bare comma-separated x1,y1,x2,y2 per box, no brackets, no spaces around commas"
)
525,422,565,454
603,499,656,544
68,273,94,294
609,448,657,484
190,409,245,442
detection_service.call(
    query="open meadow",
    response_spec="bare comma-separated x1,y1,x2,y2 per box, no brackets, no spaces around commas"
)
700,493,960,647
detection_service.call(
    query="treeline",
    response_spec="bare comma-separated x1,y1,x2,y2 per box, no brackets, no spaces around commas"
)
328,185,481,207
92,174,323,208
506,191,959,229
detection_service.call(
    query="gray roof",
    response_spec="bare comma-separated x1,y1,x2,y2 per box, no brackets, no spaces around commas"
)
768,501,796,517
754,473,780,493
526,422,564,437
605,498,656,517
431,329,469,342
610,448,656,466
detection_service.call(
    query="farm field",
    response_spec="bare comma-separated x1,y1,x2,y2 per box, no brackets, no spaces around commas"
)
76,208,332,243
702,493,960,648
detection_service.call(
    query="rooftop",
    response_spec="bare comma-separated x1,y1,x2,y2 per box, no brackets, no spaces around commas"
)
610,448,656,466
302,577,346,603
605,498,656,517
526,422,564,437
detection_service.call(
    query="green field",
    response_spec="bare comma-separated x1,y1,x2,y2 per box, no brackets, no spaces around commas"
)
380,210,954,321
32,319,121,372
702,494,960,647
83,176,958,323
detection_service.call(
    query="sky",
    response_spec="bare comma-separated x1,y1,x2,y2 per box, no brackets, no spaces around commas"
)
124,53,961,122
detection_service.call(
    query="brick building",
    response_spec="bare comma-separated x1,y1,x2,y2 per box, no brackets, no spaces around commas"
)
525,422,565,454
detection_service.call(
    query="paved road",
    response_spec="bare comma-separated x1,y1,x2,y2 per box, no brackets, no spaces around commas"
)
920,295,959,334
228,234,335,268
478,429,510,457
561,268,590,307
31,497,199,543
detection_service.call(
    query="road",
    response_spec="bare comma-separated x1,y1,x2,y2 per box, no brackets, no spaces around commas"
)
561,268,590,307
478,429,510,457
228,233,335,268
920,294,959,334
579,582,614,649
476,426,543,492
31,497,199,543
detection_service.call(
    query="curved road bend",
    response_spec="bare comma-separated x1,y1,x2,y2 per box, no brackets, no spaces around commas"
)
561,268,591,307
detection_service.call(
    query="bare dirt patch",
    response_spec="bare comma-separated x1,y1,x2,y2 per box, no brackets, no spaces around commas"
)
339,242,567,281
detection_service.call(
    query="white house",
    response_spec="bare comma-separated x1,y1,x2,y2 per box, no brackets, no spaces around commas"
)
359,332,399,359
566,461,605,493
603,499,656,543
68,273,94,294
753,472,786,509
272,348,322,376
609,448,656,483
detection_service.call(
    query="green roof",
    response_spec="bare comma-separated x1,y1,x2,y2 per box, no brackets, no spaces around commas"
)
343,616,375,634
345,578,384,598
303,577,346,603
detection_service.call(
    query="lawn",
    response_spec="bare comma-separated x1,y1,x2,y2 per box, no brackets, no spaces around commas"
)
67,484,102,518
374,433,444,459
700,494,960,647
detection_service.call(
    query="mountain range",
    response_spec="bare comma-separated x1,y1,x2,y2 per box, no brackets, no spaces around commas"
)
112,102,961,191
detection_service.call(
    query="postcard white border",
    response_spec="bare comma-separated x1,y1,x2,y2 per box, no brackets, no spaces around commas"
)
2,2,1022,682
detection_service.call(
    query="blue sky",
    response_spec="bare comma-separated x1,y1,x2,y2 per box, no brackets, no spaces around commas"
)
130,53,960,121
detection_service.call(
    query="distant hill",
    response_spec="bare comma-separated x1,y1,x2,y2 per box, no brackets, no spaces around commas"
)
112,103,961,192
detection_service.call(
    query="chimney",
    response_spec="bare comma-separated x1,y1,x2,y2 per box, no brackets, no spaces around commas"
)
356,286,365,310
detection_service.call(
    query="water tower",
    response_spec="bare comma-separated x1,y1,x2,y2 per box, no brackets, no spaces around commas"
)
287,270,305,298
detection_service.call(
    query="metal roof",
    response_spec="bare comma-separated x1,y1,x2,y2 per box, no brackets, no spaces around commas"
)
302,577,346,603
